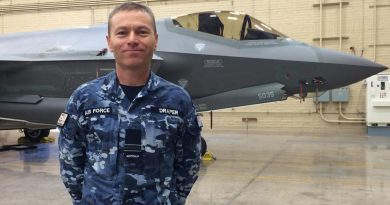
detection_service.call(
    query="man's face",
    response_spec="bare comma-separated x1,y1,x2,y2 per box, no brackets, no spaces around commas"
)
106,10,158,71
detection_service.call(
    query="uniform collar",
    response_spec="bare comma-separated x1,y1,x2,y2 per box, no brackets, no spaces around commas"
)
142,72,161,94
101,70,161,101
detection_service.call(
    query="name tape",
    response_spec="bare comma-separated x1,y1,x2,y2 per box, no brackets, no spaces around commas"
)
84,107,112,116
158,108,179,116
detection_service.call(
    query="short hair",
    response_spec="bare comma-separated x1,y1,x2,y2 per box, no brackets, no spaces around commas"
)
107,2,157,36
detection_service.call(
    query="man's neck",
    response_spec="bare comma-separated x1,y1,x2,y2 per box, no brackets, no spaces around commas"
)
116,65,150,86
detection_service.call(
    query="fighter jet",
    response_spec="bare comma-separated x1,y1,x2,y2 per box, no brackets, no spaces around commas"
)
0,11,386,147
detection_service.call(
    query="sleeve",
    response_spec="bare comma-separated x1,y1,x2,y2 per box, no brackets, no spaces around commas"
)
58,95,86,205
174,102,202,205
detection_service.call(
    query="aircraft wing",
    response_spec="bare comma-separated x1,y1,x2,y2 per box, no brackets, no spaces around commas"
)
0,94,43,104
0,97,67,130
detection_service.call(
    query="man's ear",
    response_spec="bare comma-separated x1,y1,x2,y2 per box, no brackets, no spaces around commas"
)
106,35,112,52
154,33,158,51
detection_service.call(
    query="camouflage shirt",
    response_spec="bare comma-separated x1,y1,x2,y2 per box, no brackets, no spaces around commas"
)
58,71,201,205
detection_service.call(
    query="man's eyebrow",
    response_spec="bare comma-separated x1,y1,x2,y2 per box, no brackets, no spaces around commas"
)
114,25,152,31
113,26,127,31
135,25,152,31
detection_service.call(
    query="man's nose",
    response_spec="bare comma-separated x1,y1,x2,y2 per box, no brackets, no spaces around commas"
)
127,32,138,45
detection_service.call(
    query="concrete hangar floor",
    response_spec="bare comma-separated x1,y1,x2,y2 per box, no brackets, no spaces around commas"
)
1,129,390,205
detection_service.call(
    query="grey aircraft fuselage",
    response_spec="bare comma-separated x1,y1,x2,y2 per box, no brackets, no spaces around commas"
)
0,11,387,130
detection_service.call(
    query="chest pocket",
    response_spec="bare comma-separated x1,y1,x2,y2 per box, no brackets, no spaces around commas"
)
84,108,119,180
141,113,183,179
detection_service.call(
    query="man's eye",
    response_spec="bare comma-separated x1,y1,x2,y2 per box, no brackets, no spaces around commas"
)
116,31,127,36
138,30,149,35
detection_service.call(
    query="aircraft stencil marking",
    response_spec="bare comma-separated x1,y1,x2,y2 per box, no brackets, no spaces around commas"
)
203,59,224,68
194,43,206,52
258,91,275,100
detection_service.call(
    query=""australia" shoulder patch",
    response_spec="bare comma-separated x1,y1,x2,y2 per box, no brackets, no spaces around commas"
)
57,112,69,127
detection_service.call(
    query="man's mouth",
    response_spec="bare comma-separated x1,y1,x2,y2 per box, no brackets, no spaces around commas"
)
124,49,143,52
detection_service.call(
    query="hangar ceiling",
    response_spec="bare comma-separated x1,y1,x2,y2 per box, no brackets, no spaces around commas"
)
0,0,176,14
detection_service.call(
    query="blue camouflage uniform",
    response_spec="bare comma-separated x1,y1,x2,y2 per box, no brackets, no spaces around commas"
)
58,71,201,205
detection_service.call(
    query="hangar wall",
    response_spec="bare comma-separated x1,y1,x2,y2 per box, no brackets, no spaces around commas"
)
0,0,389,134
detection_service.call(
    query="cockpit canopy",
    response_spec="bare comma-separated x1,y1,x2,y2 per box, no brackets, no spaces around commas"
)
172,11,286,41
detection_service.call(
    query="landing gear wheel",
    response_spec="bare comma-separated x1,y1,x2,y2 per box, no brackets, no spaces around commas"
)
201,137,207,157
23,129,50,142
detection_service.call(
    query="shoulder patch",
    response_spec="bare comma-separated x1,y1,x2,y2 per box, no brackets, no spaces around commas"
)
57,112,69,127
197,115,203,128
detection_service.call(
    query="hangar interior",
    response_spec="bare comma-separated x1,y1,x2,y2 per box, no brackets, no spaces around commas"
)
1,0,388,133
0,0,390,204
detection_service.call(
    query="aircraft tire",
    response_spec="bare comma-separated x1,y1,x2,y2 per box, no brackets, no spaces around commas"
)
201,137,207,157
23,129,50,142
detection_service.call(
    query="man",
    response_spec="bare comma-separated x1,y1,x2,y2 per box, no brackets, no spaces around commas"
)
58,2,201,205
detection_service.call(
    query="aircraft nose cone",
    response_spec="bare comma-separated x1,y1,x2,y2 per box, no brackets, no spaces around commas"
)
370,62,386,74
315,47,387,75
312,47,387,88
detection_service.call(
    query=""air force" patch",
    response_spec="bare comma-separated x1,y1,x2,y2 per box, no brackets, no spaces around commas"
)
84,107,112,116
57,112,69,127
